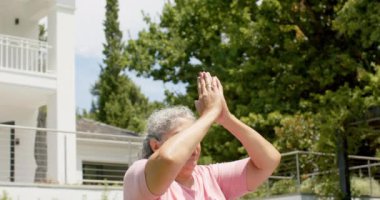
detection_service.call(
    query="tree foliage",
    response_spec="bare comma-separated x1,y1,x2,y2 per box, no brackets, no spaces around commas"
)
124,0,380,160
91,0,160,133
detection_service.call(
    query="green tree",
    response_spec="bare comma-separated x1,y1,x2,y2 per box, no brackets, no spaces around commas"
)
125,3,380,196
91,0,160,132
125,0,380,158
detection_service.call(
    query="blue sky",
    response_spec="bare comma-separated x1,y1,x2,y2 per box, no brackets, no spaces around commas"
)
75,0,185,111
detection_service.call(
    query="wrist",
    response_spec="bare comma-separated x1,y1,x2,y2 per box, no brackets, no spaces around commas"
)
201,108,220,122
219,112,234,126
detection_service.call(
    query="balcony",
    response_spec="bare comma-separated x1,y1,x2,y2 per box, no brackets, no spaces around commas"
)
0,33,57,109
0,33,51,75
0,123,143,199
1,122,379,199
250,151,380,199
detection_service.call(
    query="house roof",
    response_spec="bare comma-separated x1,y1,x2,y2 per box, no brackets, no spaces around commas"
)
76,118,143,141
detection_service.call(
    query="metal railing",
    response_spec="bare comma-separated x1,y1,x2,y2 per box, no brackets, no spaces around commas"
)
0,34,50,74
1,123,379,196
0,123,143,186
255,151,380,198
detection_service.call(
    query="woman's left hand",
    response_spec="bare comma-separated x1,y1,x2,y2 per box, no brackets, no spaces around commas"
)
195,72,223,120
214,76,232,125
195,72,231,125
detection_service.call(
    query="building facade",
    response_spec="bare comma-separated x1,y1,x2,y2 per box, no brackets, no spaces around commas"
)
0,0,143,189
0,0,77,184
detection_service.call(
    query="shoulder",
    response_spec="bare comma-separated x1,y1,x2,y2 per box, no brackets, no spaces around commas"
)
195,158,250,184
194,164,212,175
130,159,148,169
197,158,250,173
124,159,148,179
124,159,158,200
198,159,251,198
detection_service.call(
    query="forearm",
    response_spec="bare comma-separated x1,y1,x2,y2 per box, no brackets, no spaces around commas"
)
156,112,214,164
221,114,281,170
145,111,216,194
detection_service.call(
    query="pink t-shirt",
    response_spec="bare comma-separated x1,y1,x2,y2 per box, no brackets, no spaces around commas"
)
123,158,250,200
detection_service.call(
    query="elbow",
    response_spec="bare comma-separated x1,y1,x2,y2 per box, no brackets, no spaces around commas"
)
258,150,281,172
269,151,281,171
273,151,281,167
251,150,281,172
153,149,183,166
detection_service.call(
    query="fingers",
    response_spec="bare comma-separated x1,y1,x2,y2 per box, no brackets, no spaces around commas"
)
196,71,224,118
211,76,218,91
200,72,207,94
204,72,212,91
197,76,202,95
194,100,201,114
198,72,220,93
215,76,223,95
198,72,211,94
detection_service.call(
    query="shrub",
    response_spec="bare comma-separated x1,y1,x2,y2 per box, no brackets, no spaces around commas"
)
351,176,380,196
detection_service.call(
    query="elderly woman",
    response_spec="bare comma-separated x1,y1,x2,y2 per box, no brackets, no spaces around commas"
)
123,72,281,199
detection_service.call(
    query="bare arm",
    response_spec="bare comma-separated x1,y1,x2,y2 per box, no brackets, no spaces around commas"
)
215,77,281,191
145,72,222,195
222,114,281,190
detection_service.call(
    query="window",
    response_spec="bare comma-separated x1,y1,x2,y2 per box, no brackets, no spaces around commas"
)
82,161,128,185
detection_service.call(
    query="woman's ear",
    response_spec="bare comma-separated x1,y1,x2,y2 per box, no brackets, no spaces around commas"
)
149,138,160,152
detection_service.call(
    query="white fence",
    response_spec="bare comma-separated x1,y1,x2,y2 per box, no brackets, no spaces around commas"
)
2,123,379,199
0,34,50,74
258,151,380,198
0,123,143,186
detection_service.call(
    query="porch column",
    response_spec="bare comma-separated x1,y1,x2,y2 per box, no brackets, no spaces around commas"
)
46,1,77,184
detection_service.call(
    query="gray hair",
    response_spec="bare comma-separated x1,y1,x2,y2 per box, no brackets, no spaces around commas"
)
142,106,196,159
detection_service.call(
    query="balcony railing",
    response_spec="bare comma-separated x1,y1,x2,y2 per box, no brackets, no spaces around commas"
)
249,151,380,198
0,123,143,185
0,34,50,74
1,123,379,198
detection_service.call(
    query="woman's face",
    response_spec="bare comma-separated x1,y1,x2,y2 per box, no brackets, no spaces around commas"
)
161,117,201,176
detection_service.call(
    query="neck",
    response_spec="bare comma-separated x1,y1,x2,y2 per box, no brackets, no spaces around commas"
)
175,174,194,188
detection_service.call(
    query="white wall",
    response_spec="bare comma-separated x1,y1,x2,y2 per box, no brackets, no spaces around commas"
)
0,15,39,39
0,71,56,91
0,0,77,185
0,107,39,183
46,2,77,184
14,112,39,183
77,141,141,164
0,127,11,182
0,3,39,39
0,184,123,200
76,140,142,182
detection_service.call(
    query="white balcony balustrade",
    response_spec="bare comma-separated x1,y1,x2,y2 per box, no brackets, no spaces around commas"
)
0,34,50,75
257,151,380,198
0,123,143,185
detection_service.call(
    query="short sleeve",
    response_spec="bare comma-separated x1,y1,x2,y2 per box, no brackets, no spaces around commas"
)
123,159,159,200
209,158,250,199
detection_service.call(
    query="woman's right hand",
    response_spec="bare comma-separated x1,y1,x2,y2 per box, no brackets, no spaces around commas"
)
195,72,223,121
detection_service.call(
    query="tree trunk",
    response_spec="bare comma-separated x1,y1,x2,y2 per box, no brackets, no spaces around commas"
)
34,106,47,183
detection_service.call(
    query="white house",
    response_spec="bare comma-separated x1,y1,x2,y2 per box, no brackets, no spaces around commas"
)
0,0,77,184
0,0,143,199
76,118,143,185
